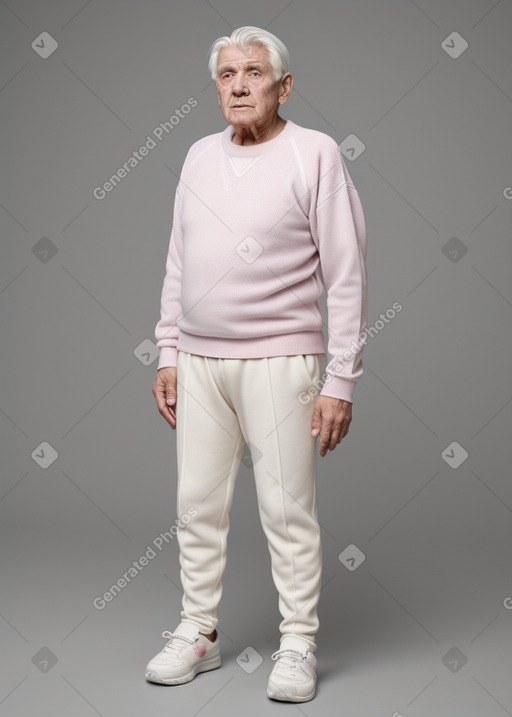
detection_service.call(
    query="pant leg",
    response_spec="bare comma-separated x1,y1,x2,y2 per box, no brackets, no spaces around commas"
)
222,353,323,652
175,350,245,634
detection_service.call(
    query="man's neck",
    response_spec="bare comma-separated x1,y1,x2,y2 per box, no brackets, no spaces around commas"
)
231,116,286,146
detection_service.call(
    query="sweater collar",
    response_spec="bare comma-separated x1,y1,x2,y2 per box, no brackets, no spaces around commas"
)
221,119,297,157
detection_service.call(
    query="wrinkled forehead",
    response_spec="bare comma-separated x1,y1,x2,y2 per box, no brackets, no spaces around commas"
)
217,43,270,73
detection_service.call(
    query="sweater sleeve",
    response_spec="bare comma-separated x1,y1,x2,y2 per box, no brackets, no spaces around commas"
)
309,144,368,403
154,180,184,370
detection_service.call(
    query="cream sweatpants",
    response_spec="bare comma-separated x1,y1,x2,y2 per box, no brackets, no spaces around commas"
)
174,349,323,652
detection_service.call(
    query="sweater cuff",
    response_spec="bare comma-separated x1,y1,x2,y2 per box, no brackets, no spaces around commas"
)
319,376,356,403
157,346,178,370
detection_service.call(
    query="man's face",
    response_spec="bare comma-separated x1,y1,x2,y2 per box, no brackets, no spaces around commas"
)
215,44,287,127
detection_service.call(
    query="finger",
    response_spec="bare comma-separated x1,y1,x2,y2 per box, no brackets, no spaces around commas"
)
326,421,345,451
311,405,322,437
154,386,167,413
154,380,177,429
328,431,340,451
319,421,333,456
314,407,328,454
164,406,177,429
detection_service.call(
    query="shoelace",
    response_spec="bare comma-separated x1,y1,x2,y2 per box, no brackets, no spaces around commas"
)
271,648,309,672
160,630,198,655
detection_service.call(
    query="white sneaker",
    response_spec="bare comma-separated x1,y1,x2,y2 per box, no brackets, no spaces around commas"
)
267,635,317,702
145,624,221,685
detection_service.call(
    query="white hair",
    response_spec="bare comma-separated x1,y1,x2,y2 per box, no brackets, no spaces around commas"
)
207,26,290,81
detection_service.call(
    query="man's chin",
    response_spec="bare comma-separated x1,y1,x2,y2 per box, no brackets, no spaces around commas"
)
228,108,254,119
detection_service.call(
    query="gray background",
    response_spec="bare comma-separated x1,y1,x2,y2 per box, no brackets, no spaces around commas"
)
1,0,511,715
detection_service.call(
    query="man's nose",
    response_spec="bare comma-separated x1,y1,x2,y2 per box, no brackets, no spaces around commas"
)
232,73,248,95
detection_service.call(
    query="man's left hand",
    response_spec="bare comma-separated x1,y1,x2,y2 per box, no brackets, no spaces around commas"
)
311,396,352,456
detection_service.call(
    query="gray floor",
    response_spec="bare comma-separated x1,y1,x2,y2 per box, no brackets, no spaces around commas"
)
2,431,511,717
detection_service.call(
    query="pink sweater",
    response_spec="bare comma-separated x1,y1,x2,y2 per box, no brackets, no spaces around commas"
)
154,118,368,402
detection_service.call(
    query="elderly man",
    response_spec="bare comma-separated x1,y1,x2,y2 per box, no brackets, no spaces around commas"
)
146,26,367,703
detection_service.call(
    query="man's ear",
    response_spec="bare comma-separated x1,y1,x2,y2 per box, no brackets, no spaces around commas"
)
278,72,293,104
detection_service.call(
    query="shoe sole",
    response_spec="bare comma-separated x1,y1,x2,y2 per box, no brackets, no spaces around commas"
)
145,654,222,685
267,680,316,703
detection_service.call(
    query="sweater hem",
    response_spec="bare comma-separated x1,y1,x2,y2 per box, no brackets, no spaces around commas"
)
177,329,326,360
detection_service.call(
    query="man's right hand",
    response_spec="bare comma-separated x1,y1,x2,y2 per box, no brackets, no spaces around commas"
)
152,366,178,429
